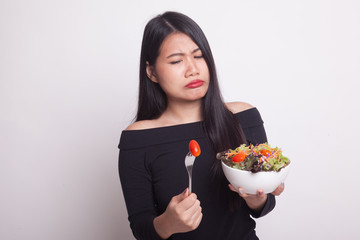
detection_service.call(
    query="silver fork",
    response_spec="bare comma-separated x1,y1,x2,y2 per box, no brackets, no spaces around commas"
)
184,152,196,193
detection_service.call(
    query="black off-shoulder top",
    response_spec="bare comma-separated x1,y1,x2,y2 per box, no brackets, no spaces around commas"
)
118,108,275,240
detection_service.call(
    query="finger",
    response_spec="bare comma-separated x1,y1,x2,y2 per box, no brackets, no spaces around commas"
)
272,183,285,196
178,193,199,212
273,183,285,196
238,187,249,198
228,184,238,193
256,189,266,199
171,188,189,205
191,207,203,229
184,198,201,217
228,184,248,197
180,199,201,229
183,187,190,198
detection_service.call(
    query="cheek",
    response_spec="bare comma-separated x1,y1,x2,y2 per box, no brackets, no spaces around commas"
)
155,70,179,92
200,62,210,79
156,65,179,82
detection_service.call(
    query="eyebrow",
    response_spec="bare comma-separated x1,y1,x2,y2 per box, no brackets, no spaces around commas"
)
166,48,201,59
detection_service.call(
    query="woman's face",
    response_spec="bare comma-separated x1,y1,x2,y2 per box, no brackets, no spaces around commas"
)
147,32,210,104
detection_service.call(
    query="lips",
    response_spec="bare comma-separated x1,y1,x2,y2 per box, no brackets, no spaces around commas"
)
185,79,204,88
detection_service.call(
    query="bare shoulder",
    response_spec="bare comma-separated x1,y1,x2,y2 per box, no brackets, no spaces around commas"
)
125,120,157,131
225,101,254,114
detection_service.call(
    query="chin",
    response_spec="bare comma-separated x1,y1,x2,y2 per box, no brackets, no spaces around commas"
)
189,92,207,101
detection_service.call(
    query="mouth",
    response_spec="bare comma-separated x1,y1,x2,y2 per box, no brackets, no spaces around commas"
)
185,79,204,88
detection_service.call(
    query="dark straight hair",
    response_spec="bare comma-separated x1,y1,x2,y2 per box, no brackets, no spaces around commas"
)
137,11,246,151
136,11,247,208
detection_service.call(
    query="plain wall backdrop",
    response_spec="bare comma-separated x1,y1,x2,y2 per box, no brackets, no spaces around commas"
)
1,0,360,239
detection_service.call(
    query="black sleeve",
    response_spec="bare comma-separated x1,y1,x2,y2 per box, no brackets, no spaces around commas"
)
248,193,276,218
238,108,268,146
119,148,161,240
238,108,276,218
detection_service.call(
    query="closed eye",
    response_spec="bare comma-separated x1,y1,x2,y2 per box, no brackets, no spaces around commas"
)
170,60,182,64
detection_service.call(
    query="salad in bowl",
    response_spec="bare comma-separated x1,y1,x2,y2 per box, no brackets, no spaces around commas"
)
217,143,291,194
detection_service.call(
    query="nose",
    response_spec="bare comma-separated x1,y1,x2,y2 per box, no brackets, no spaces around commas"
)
185,58,199,78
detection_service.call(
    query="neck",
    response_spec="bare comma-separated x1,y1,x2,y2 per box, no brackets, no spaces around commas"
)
160,100,203,125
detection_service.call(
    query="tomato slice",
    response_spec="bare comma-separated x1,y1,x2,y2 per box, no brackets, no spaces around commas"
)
260,149,271,157
232,152,247,163
189,140,201,157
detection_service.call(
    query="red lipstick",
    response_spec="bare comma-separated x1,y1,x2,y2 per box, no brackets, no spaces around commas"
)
185,79,204,88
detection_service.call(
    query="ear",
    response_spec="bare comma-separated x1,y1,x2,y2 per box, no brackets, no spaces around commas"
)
146,61,158,83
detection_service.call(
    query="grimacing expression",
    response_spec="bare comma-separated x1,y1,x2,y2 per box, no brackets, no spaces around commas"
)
147,32,210,103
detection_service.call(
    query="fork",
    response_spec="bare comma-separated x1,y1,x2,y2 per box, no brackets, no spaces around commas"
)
184,152,196,193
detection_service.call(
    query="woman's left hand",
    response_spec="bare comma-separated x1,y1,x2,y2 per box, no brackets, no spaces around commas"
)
228,183,285,211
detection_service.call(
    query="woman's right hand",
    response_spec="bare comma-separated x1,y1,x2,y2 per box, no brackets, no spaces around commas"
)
153,188,203,239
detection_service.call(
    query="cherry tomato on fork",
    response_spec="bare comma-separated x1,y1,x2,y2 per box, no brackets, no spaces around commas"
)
189,140,201,157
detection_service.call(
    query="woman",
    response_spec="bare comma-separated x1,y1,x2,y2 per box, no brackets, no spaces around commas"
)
118,11,284,240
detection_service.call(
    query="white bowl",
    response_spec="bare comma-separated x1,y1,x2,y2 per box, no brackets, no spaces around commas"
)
221,161,291,194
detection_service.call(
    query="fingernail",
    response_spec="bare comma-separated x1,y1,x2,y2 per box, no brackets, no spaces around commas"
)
183,188,188,194
239,189,243,194
281,182,285,188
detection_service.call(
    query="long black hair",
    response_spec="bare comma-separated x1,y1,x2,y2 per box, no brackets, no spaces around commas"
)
136,11,247,208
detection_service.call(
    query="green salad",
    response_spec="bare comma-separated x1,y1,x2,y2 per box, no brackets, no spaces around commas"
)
216,143,290,173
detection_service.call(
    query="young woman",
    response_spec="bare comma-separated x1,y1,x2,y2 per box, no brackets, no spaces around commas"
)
118,11,284,240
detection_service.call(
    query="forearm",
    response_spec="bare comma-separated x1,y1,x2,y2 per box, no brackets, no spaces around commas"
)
127,213,163,240
153,214,173,239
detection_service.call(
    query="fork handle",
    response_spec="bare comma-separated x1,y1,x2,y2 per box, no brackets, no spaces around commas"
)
188,173,192,193
186,166,193,193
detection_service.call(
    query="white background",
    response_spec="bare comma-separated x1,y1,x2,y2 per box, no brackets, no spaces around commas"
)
1,0,360,239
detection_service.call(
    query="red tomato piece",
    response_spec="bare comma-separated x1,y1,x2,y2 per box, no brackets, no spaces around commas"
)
232,152,247,163
260,150,271,157
189,140,201,157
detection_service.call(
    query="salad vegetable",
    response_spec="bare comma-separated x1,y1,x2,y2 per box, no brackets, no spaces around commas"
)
216,143,290,173
189,140,201,157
